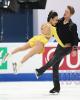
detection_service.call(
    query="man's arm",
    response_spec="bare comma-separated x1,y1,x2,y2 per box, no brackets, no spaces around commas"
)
71,24,79,51
71,24,79,57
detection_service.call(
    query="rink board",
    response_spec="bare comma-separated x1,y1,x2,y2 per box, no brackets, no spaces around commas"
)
0,43,80,81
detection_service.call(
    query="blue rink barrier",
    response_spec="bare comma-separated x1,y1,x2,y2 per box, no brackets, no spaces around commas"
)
0,73,80,82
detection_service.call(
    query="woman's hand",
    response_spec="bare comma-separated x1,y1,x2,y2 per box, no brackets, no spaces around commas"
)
71,50,77,57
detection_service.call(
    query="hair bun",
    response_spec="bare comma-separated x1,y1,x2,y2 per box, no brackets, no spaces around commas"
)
47,10,58,22
48,10,54,16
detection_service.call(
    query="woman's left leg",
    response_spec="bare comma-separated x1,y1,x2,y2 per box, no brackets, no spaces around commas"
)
20,41,44,64
13,41,44,73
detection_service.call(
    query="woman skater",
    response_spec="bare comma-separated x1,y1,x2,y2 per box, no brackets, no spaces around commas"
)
2,11,61,73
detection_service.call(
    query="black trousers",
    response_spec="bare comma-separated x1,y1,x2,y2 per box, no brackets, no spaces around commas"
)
39,44,72,87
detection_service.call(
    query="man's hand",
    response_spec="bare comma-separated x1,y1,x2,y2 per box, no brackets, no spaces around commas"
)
71,50,77,57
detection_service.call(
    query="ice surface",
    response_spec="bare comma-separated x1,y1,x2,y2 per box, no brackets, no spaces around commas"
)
0,81,80,100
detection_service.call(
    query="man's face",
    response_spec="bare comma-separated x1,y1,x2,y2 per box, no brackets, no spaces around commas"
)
64,8,72,19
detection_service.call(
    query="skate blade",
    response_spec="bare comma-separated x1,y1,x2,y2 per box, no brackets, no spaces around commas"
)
12,63,18,75
34,70,39,79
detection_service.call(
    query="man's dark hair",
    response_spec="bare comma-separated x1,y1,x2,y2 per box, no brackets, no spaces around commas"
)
67,5,75,15
47,10,58,22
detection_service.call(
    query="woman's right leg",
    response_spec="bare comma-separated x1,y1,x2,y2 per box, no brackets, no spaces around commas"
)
11,42,31,55
3,42,31,62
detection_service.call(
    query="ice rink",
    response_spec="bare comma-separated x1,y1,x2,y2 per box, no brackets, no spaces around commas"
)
0,81,80,100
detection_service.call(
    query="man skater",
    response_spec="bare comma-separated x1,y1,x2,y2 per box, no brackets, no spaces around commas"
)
35,5,79,94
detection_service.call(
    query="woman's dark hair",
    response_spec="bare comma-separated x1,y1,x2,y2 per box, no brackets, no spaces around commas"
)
47,10,58,22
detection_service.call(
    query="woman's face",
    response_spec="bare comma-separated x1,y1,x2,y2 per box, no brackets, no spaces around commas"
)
50,16,58,26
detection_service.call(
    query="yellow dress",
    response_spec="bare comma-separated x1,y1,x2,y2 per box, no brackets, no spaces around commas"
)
28,34,49,48
28,24,65,53
28,31,51,53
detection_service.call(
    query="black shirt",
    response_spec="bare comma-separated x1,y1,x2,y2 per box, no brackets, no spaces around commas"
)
56,17,79,46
